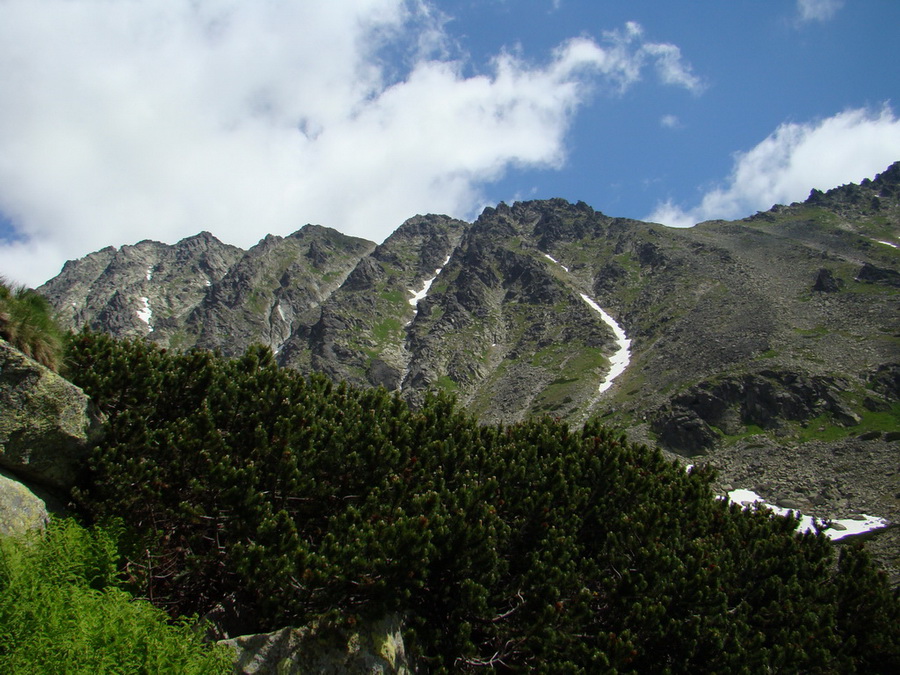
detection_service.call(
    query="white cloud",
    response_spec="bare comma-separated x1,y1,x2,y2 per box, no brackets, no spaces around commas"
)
600,22,705,95
660,114,681,129
647,106,900,228
0,1,700,287
796,0,843,22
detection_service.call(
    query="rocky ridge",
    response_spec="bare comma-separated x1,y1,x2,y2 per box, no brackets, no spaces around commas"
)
39,164,900,580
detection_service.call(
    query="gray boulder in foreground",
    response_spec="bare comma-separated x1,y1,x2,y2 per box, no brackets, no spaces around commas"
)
220,614,410,674
0,470,49,536
0,339,99,491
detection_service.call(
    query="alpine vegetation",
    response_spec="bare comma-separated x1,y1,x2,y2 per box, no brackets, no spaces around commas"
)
0,518,231,674
64,332,900,672
0,277,64,371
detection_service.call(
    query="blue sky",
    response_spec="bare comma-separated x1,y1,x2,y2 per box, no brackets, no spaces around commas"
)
447,0,900,221
0,0,898,287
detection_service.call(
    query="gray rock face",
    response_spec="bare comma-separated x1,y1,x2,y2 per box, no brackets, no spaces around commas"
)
38,168,900,432
402,202,623,423
220,615,410,675
0,340,99,491
293,214,469,391
40,233,243,345
651,370,874,455
40,227,377,362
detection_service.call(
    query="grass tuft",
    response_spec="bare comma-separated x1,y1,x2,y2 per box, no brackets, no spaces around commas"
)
0,277,65,371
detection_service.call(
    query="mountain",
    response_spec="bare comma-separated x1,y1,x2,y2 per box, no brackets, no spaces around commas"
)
39,163,900,578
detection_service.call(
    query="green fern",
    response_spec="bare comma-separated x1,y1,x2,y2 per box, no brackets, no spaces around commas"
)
0,518,232,674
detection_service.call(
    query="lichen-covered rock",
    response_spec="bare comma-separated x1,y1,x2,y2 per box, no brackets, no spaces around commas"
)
0,471,49,536
220,615,410,675
0,340,98,491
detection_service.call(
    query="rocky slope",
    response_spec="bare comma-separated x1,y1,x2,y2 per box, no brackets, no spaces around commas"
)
39,226,376,358
39,163,900,578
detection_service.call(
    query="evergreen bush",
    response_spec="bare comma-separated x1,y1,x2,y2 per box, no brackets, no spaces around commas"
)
65,332,900,672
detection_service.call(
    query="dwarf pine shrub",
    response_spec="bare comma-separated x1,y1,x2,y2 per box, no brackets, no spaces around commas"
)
64,332,900,672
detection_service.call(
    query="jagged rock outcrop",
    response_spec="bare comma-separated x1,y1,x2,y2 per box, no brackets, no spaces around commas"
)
188,225,376,359
38,226,376,359
651,370,871,456
0,340,99,491
40,232,244,345
220,615,411,675
805,160,900,219
857,261,900,286
285,214,467,390
813,268,843,293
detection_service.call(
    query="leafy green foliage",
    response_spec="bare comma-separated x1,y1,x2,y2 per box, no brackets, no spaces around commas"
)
0,278,64,371
65,332,900,672
0,518,231,674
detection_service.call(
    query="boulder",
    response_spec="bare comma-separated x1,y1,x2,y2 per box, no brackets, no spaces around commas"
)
0,340,99,491
856,262,900,287
0,470,49,536
220,615,411,675
812,268,843,293
652,408,717,456
368,358,402,391
869,363,900,400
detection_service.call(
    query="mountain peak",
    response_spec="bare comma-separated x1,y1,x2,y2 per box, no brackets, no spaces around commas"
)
38,163,900,429
873,160,900,187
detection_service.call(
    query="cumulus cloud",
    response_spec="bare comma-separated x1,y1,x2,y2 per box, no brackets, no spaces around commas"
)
796,0,843,23
0,1,700,287
647,106,900,228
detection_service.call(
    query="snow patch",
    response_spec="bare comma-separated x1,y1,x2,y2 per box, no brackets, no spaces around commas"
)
540,250,632,394
579,293,632,393
408,254,452,315
726,489,889,541
874,239,898,249
408,277,437,308
136,296,153,332
146,265,154,281
543,253,569,272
